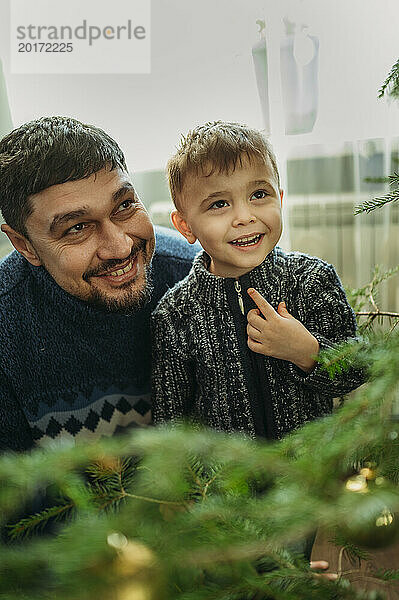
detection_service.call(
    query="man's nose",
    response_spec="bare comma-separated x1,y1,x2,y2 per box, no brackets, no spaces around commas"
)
96,222,133,260
232,203,256,227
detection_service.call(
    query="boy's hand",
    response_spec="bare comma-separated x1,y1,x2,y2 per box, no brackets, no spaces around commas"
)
310,561,338,581
246,288,319,373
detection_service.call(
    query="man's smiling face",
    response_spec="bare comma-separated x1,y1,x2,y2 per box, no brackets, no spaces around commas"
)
20,167,155,312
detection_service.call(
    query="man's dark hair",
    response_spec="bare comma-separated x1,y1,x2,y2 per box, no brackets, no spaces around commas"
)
0,116,127,237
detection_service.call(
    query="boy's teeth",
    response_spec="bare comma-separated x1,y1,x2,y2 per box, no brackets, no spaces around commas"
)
231,234,262,247
108,260,133,277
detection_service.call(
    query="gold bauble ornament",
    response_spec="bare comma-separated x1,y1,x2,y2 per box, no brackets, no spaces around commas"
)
116,581,153,600
107,533,159,600
115,541,156,577
340,507,399,549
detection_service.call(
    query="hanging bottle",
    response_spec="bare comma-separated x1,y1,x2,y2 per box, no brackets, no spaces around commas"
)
252,19,271,134
280,17,319,135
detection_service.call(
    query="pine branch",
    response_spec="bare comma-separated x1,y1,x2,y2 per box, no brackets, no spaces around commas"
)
8,502,75,540
372,569,399,582
329,534,370,565
363,176,390,184
354,190,399,213
366,265,399,300
346,265,399,334
87,456,186,510
315,338,366,379
378,58,399,98
389,172,399,186
356,310,399,318
86,456,136,485
355,173,399,214
186,454,222,502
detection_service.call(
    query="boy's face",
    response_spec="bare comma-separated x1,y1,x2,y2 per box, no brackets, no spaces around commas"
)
172,155,283,278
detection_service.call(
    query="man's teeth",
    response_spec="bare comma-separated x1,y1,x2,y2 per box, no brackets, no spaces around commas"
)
107,260,134,277
230,234,262,247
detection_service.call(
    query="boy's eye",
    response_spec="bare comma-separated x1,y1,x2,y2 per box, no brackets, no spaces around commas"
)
251,190,268,200
209,200,228,210
115,198,135,213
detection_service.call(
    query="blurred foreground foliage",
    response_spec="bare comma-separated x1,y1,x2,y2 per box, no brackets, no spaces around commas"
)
0,323,399,600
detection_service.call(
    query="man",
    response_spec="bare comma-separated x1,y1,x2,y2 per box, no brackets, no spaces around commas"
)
0,115,197,452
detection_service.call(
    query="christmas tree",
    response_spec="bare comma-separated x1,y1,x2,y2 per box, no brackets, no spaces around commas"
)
1,63,399,600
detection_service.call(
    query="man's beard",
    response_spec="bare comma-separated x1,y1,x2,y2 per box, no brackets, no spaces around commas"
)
83,240,154,314
85,263,154,314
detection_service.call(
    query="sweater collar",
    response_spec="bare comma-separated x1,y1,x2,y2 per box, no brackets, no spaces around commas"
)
187,247,279,308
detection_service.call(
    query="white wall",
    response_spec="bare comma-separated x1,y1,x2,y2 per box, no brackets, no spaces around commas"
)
0,0,398,173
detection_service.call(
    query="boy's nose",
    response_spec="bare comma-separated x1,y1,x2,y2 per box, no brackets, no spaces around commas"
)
231,204,256,227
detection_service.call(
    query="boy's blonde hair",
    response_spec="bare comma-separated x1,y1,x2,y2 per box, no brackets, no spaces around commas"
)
167,121,280,210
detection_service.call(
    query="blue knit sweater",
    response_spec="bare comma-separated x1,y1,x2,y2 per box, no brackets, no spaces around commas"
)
0,226,197,452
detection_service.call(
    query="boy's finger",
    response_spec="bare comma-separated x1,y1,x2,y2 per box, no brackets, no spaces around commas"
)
247,324,262,341
310,561,329,570
247,312,267,332
310,561,338,580
247,288,275,318
247,308,261,318
247,336,264,354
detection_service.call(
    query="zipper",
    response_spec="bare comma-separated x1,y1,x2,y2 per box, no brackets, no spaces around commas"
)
234,280,245,315
227,276,270,438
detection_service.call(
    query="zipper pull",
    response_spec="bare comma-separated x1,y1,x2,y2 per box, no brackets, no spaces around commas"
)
234,280,245,315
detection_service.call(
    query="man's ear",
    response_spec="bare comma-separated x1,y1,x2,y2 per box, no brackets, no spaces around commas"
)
280,189,284,206
1,224,42,266
170,210,197,244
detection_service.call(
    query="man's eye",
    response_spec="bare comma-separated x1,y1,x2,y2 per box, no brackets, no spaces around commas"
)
251,190,268,200
115,198,135,213
209,200,228,210
66,222,86,235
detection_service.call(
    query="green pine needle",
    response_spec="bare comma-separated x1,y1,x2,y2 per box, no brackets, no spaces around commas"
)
372,568,399,581
8,502,75,540
355,173,399,214
378,58,399,98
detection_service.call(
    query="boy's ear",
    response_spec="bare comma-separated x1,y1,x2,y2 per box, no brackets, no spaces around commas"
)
1,224,42,266
280,189,284,205
171,210,197,244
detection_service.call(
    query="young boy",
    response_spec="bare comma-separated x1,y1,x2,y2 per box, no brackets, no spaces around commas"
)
151,121,364,439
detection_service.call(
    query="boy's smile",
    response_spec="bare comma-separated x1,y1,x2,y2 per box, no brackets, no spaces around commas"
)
172,155,283,278
229,232,265,249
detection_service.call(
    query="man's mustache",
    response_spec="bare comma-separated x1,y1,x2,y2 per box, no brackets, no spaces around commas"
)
82,239,147,281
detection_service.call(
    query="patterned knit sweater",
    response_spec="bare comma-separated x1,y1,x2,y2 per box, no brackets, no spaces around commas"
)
0,227,198,453
152,247,365,439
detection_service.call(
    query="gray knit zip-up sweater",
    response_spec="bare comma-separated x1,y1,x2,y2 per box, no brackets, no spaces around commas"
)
152,246,365,439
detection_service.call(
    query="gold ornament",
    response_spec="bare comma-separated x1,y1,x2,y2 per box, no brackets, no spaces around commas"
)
115,541,156,577
340,507,399,549
107,532,159,600
116,581,153,600
345,474,368,493
359,467,376,480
